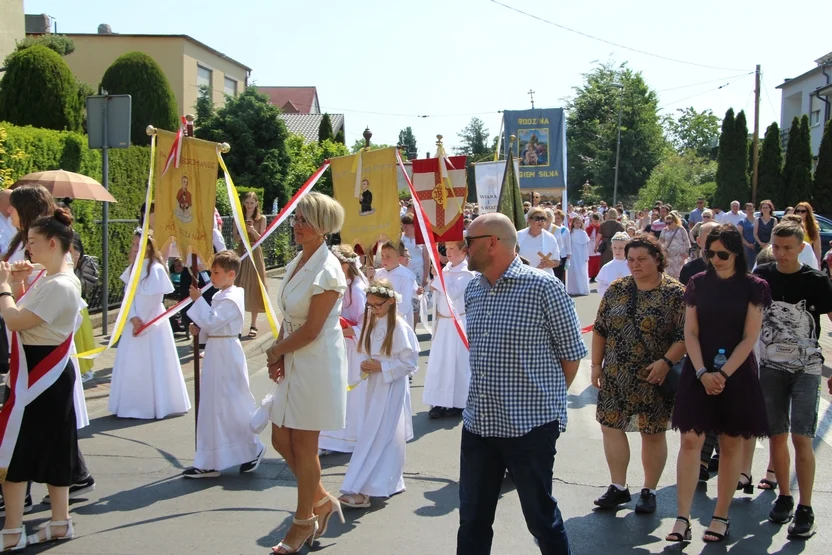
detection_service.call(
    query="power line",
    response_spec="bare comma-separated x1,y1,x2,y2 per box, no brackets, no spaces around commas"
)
659,73,753,109
658,72,753,92
489,0,748,72
760,75,779,119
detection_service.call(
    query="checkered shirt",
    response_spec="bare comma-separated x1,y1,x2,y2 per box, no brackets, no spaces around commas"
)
463,257,588,437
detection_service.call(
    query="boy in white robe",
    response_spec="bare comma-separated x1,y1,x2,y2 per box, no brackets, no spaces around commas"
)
423,241,476,418
374,241,421,325
596,232,631,297
184,250,264,478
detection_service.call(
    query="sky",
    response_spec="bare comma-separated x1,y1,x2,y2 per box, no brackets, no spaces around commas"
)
24,0,826,154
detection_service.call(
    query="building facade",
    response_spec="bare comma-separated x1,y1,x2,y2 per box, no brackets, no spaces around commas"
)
777,52,832,157
0,0,25,66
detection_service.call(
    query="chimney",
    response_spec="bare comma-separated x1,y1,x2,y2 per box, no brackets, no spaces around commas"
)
97,24,113,34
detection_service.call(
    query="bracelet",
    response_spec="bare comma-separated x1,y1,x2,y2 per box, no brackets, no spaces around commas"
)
590,363,603,369
0,291,12,299
661,356,673,368
717,369,730,380
695,368,708,380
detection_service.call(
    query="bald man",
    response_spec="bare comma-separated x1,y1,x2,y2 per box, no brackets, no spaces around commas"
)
0,189,14,257
458,213,587,554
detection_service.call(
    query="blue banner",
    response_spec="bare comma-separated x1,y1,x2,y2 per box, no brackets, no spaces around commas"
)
503,108,566,190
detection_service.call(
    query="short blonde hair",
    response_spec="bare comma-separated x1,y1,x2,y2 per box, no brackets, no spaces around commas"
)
605,208,619,220
297,192,344,235
527,206,546,220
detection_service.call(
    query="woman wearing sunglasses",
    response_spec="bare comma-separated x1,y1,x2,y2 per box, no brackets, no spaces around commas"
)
517,207,560,276
666,224,771,544
794,202,821,265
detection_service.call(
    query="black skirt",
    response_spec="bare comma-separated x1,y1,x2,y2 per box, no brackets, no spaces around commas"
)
5,344,78,486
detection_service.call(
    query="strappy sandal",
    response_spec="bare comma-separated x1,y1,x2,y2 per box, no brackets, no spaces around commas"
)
27,519,73,545
736,472,754,494
272,515,318,554
313,493,345,538
665,516,692,542
338,493,371,509
758,469,778,490
703,516,730,543
0,527,26,552
248,326,258,338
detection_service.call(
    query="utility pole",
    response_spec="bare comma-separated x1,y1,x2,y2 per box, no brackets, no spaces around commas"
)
751,64,761,204
528,89,536,109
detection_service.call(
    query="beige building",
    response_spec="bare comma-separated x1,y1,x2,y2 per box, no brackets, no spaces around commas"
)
28,31,251,117
0,0,24,66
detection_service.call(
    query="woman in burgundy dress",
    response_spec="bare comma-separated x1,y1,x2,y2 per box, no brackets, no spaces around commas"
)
666,224,771,544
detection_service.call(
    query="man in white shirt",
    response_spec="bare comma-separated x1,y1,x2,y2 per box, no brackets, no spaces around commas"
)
720,201,745,227
0,189,15,257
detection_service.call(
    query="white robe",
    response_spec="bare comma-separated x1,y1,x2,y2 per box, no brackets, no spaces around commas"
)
596,258,631,298
375,265,419,322
187,286,264,470
319,279,368,453
340,316,419,498
422,260,475,409
108,260,191,419
517,228,560,276
567,229,591,296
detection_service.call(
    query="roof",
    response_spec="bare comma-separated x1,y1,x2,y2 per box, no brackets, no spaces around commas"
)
31,33,252,71
279,113,344,143
258,87,318,114
777,65,823,89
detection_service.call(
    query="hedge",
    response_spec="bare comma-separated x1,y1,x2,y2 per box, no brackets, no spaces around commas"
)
214,181,266,217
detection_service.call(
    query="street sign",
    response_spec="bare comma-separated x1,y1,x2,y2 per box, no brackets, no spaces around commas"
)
86,94,131,149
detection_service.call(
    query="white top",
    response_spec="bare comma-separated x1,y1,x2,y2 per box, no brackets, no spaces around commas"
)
720,211,745,227
375,265,419,315
596,258,631,297
18,271,83,345
0,214,15,256
551,225,571,257
517,228,560,276
800,242,820,269
400,234,424,279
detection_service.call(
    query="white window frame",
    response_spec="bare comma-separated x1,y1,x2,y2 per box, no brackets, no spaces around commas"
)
223,76,237,97
810,109,822,127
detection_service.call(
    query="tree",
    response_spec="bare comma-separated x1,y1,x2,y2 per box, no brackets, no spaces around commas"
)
813,120,832,214
455,117,490,159
756,122,785,207
713,109,750,209
566,61,666,201
100,52,179,146
195,85,214,126
664,106,720,158
783,115,813,206
4,34,75,65
285,134,350,198
0,45,83,132
196,87,291,208
334,128,345,145
318,113,334,143
398,126,418,158
349,139,397,154
636,151,717,210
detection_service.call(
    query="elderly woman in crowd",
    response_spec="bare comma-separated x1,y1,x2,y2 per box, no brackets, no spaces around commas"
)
689,209,715,259
660,211,691,279
591,234,686,514
517,206,559,276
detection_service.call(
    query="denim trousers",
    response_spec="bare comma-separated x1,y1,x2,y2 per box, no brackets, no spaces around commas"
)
457,420,571,555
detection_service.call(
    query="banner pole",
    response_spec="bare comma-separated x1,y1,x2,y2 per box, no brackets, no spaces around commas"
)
183,114,201,450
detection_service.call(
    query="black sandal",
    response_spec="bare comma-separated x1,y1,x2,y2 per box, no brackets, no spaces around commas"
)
703,516,730,543
699,464,710,482
736,472,754,494
758,469,777,490
665,516,692,542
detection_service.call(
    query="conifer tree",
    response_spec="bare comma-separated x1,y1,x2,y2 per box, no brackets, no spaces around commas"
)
813,120,832,214
318,113,334,143
757,122,785,207
783,116,813,206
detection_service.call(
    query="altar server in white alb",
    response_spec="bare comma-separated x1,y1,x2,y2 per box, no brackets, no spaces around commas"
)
319,245,368,454
567,216,591,296
596,232,631,297
108,229,190,419
338,279,419,509
183,250,265,478
374,241,420,325
422,240,475,419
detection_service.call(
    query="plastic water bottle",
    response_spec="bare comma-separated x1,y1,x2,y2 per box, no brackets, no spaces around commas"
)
713,349,727,371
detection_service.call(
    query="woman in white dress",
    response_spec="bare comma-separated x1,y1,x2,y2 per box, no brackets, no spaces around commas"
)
596,232,632,297
567,216,591,296
318,245,368,454
517,207,559,275
266,192,348,553
108,229,190,419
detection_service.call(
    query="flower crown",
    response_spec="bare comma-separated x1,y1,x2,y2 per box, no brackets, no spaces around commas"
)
367,285,402,304
331,246,359,264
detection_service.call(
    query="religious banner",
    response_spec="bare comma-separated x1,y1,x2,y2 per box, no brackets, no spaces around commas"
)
153,129,217,265
474,159,519,214
332,147,401,250
503,108,567,190
411,154,467,242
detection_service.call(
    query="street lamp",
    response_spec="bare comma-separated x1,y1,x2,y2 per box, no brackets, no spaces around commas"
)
611,82,624,207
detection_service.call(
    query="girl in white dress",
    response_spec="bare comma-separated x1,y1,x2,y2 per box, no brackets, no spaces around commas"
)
596,232,632,297
338,278,419,509
319,245,368,454
423,241,475,417
567,216,591,296
109,229,191,419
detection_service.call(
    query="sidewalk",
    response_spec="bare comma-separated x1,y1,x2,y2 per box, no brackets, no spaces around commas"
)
80,268,285,401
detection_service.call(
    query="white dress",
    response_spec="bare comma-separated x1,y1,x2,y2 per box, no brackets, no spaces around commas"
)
187,286,264,470
567,229,591,296
271,243,348,431
596,258,631,297
319,279,368,453
340,316,419,498
517,228,560,276
422,260,475,409
375,265,419,323
108,259,191,419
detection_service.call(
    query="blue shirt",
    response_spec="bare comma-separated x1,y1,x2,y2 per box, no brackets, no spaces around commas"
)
689,207,704,225
463,257,588,437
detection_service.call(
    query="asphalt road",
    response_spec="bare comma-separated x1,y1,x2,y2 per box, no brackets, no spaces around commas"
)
12,285,832,554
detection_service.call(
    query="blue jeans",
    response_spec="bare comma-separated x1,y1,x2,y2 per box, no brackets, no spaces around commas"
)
457,420,570,555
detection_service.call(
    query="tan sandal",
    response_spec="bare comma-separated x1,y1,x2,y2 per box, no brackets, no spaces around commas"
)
272,515,317,554
338,493,371,509
313,493,345,538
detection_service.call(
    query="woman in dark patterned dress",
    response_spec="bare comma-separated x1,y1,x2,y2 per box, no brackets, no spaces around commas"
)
591,234,686,514
666,224,771,543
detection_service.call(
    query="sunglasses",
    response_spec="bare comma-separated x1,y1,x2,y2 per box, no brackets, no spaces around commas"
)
705,250,732,261
795,209,808,214
702,215,712,220
465,234,494,247
530,216,547,222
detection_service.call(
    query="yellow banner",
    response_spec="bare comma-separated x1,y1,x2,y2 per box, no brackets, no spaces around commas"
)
153,130,217,266
332,147,401,250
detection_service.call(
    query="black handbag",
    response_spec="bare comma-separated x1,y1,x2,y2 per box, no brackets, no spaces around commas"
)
629,279,684,398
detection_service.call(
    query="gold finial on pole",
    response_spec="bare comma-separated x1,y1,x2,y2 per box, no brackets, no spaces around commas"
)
436,134,444,147
509,134,516,145
145,125,157,136
218,142,231,153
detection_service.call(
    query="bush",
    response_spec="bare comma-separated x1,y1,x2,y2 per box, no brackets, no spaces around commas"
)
0,46,83,132
100,52,179,146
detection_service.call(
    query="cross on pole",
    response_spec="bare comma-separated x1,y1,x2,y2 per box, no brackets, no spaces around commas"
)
528,89,536,108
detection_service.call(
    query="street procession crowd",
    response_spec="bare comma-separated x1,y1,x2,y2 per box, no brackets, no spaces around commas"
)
1,180,832,554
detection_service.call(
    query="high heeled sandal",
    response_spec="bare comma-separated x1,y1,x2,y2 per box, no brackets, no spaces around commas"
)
313,493,345,539
26,519,73,545
703,516,730,543
758,469,778,490
665,516,692,542
736,472,754,494
338,493,371,509
272,515,318,554
0,527,27,552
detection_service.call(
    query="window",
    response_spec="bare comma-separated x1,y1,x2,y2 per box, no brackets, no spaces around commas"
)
811,109,821,127
223,76,237,97
197,65,212,96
